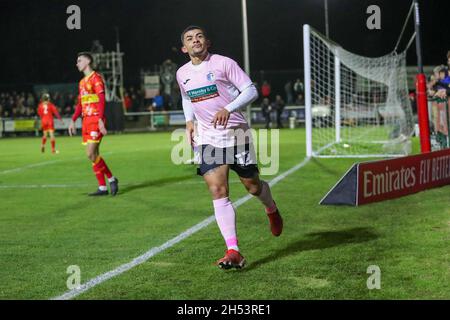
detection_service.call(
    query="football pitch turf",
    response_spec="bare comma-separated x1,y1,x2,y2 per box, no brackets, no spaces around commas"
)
0,129,449,299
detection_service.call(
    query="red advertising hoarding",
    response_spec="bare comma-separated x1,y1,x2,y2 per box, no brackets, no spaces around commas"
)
357,149,450,205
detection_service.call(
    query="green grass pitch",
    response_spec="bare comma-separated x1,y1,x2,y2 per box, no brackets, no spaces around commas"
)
0,129,449,299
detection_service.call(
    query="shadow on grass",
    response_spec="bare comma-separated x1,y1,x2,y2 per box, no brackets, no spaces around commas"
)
242,227,378,272
119,175,195,194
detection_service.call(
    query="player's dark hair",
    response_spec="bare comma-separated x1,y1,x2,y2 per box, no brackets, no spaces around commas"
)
41,93,50,101
77,52,94,66
180,25,208,44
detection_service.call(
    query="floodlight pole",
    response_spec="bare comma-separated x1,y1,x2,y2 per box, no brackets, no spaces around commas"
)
241,0,252,125
115,27,125,107
413,0,431,153
324,0,329,38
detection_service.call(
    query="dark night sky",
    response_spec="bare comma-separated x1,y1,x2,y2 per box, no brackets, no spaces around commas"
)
0,0,448,86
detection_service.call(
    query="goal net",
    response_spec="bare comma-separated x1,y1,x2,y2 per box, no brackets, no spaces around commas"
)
303,24,415,158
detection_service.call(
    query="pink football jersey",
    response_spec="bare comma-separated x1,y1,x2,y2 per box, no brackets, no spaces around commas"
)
177,54,254,148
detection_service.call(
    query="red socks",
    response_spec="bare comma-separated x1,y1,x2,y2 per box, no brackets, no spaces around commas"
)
92,156,113,187
96,157,113,179
92,157,106,187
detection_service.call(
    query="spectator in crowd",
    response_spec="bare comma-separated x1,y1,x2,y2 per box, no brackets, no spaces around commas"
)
320,95,332,106
26,93,35,108
294,93,304,106
131,93,140,111
409,91,417,115
284,80,293,105
261,80,271,100
63,93,77,116
438,67,450,85
172,83,181,109
260,97,272,129
54,92,64,111
150,94,164,111
293,79,304,97
123,92,133,111
138,88,146,111
273,94,285,129
434,66,450,99
427,75,437,96
427,65,444,97
0,90,78,118
447,50,450,70
162,93,173,110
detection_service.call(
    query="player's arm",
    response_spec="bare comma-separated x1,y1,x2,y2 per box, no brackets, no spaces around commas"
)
181,92,195,146
177,73,195,146
71,95,82,121
94,76,107,135
52,104,63,122
182,97,195,146
69,95,82,136
223,58,258,112
224,84,258,113
211,84,258,128
211,58,258,128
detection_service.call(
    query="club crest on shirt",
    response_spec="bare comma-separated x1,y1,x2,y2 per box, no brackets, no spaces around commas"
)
206,72,215,82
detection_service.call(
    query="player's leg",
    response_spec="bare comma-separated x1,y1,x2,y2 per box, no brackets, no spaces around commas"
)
84,117,118,196
94,142,119,196
49,130,57,153
86,142,108,196
239,173,283,236
41,130,48,153
203,164,245,269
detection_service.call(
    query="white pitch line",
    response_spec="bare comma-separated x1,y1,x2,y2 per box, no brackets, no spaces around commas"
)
0,180,244,189
0,160,61,175
0,152,115,175
0,183,92,189
51,157,311,300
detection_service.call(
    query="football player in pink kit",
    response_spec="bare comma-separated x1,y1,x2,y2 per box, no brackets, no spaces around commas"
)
177,26,283,269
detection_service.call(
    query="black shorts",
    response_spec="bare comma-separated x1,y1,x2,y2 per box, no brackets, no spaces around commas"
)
196,144,259,178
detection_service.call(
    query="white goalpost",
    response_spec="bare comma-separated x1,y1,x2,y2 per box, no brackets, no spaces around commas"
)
303,24,415,158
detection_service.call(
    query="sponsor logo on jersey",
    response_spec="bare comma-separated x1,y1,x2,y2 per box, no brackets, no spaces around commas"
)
187,84,220,103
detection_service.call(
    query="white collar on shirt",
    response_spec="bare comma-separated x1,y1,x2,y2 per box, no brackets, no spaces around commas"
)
190,53,211,70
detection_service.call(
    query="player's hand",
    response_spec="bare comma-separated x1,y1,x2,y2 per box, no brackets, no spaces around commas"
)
68,120,76,136
186,121,195,146
211,108,230,129
98,118,107,136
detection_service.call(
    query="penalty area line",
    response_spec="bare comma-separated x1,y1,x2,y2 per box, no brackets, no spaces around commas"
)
51,157,311,300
